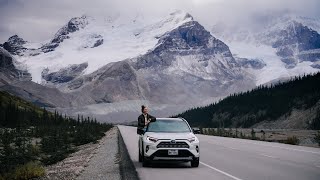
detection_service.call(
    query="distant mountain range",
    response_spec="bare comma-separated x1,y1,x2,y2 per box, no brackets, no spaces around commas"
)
0,11,320,123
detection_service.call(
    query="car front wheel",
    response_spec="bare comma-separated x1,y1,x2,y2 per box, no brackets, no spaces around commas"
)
191,157,199,167
142,157,150,167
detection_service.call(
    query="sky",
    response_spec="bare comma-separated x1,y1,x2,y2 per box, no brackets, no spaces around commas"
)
0,0,319,42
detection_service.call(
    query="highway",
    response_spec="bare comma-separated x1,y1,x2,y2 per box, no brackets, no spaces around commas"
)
118,126,320,180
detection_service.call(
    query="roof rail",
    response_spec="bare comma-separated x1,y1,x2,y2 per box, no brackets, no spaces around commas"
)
177,117,186,121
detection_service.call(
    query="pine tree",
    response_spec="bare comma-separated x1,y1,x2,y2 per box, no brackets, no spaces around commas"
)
251,128,256,140
315,131,320,146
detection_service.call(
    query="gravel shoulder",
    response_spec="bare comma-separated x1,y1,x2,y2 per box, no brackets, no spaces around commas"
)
77,127,120,180
40,127,121,180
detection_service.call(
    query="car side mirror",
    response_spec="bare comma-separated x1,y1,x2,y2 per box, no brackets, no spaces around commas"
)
137,128,144,135
192,128,200,134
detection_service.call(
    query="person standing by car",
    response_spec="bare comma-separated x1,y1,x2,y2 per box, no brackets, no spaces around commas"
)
138,105,156,132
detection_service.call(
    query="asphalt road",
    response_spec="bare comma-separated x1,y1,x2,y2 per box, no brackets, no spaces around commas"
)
118,125,320,180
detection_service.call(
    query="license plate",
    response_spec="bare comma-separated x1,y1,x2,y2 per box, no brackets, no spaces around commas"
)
168,149,178,155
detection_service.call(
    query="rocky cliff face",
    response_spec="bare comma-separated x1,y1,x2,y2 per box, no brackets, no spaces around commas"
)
42,62,88,84
0,47,31,83
2,35,28,56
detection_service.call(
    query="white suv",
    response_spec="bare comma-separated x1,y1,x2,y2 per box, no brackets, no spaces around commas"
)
137,118,200,167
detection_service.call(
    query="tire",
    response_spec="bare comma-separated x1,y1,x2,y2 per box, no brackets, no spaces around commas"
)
191,157,199,167
139,142,144,163
141,143,151,167
142,158,150,167
138,151,142,162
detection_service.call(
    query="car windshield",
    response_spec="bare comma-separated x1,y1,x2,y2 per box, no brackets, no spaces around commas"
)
147,119,191,133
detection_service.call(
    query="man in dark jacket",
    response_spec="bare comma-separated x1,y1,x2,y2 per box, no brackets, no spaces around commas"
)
138,105,156,132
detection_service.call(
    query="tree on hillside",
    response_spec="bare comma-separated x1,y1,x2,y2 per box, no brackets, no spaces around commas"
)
251,128,256,140
315,131,320,146
174,72,320,130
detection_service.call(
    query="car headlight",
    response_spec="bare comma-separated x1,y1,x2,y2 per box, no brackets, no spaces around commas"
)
188,137,196,143
146,136,158,143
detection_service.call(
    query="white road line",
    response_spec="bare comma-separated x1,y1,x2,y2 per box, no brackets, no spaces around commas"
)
200,161,244,180
260,154,277,159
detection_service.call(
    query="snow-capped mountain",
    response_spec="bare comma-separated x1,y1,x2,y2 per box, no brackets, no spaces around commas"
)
57,18,253,105
1,11,320,123
2,11,195,84
211,14,320,85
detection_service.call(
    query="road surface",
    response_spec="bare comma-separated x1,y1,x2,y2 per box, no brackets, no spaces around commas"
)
118,125,320,180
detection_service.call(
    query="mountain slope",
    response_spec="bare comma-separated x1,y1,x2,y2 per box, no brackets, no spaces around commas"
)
261,20,320,68
211,14,320,85
59,18,254,105
174,73,320,130
0,47,96,107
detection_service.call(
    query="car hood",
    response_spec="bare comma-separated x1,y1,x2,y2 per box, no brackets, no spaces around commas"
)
144,132,195,140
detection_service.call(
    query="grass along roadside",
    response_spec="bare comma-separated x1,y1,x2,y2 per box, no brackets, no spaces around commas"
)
0,90,113,179
0,122,113,180
200,128,320,147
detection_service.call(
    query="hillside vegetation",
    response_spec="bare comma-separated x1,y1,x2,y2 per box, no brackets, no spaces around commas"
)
0,91,112,179
175,73,320,130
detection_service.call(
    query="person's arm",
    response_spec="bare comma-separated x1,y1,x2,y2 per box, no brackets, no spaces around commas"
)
138,115,144,128
148,114,156,122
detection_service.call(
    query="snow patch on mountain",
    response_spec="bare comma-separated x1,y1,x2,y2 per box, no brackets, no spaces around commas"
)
211,14,320,85
228,42,318,85
12,11,193,84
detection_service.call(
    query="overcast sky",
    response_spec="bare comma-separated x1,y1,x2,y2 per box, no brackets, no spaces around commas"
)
0,0,319,42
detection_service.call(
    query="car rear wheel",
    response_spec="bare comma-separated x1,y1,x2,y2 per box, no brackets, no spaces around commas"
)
191,157,199,167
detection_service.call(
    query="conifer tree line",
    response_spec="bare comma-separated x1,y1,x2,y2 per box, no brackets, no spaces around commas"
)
174,72,320,130
0,91,113,178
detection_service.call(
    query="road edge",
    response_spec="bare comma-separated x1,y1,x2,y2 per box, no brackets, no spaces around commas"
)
118,127,140,180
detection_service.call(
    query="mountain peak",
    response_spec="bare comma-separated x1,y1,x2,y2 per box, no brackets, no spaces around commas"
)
67,15,90,33
169,10,194,22
7,35,27,45
41,15,90,53
2,35,27,55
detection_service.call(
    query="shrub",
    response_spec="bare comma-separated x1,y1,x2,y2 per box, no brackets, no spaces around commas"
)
13,161,45,180
251,128,256,140
283,136,300,145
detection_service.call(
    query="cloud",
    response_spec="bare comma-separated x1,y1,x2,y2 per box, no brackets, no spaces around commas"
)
0,0,319,42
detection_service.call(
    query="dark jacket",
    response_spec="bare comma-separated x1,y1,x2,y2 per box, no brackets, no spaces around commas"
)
138,113,156,129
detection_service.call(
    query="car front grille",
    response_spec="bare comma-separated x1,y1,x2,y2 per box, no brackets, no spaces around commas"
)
157,141,189,148
152,150,193,158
